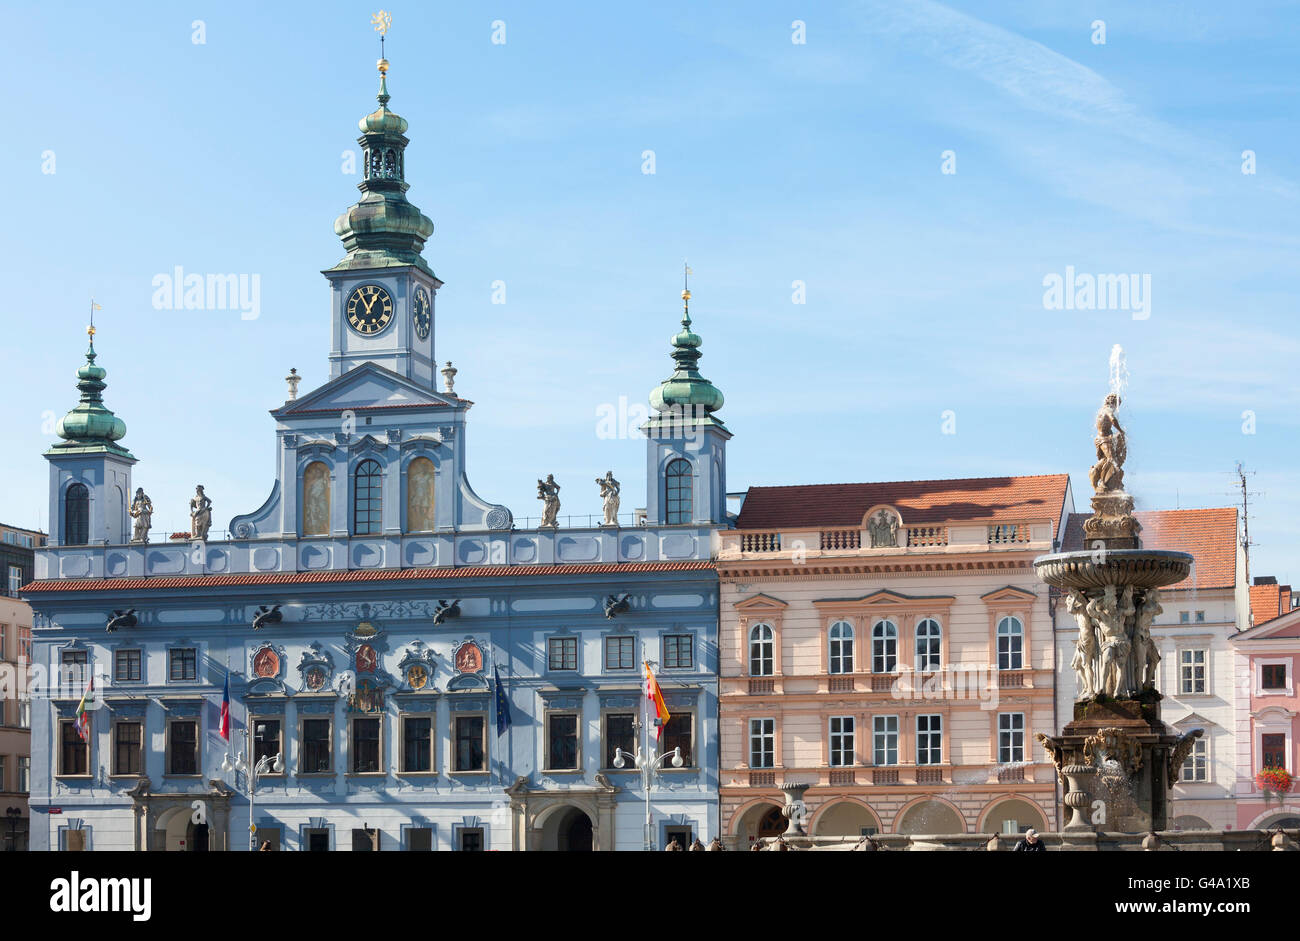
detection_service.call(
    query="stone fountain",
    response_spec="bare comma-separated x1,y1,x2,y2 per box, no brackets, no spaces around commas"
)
1034,359,1203,839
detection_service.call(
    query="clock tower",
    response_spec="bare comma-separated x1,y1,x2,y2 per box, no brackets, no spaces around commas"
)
324,55,440,387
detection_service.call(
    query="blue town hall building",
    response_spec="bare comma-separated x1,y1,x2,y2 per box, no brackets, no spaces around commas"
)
22,57,731,851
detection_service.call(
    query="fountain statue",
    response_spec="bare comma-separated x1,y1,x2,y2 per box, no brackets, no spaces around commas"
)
1034,349,1202,839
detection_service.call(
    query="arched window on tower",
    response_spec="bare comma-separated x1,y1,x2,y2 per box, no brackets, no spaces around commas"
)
353,460,383,536
64,483,89,546
384,149,397,178
665,459,693,525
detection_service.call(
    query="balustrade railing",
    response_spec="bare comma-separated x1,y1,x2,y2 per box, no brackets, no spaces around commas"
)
740,532,783,553
819,529,861,550
906,525,949,547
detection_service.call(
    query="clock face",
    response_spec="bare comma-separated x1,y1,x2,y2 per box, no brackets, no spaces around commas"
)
346,284,394,335
412,287,431,340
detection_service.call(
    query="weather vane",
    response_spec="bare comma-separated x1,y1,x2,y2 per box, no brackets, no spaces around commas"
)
88,298,102,338
372,9,392,58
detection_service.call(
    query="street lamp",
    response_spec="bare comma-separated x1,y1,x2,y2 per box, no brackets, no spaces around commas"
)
221,724,283,850
4,807,20,852
614,743,683,851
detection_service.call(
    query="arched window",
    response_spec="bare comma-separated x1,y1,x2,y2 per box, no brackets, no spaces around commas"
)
828,621,854,674
749,624,774,676
872,620,897,674
665,459,693,525
353,459,383,535
997,616,1024,671
915,618,942,672
406,457,436,532
64,483,89,546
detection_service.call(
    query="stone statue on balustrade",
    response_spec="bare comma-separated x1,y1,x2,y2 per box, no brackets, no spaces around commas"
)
596,471,620,527
190,485,213,541
537,475,561,528
129,488,153,544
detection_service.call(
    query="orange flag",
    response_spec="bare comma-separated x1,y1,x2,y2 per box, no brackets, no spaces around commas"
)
645,661,670,739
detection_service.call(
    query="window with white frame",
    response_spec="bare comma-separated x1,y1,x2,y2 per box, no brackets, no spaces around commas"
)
6,566,19,597
916,714,942,765
663,633,694,670
749,717,775,768
547,636,578,672
872,620,897,673
996,616,1024,670
828,621,854,674
1179,649,1207,695
873,715,898,766
915,618,941,671
749,624,774,676
603,635,634,672
829,716,855,767
1181,736,1208,782
998,712,1025,764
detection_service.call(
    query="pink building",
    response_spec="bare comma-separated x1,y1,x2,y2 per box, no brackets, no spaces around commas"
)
717,474,1073,846
1231,579,1300,830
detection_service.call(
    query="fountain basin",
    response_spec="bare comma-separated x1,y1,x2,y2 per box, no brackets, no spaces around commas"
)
1032,549,1193,591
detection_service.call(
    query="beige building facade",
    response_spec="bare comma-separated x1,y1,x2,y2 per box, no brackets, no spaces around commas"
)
717,475,1073,847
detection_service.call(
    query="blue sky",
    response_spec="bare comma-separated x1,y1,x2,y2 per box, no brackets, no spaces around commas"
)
1,1,1296,583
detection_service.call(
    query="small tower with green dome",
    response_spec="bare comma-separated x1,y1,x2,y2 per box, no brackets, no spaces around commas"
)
643,272,732,526
44,322,136,547
324,49,442,387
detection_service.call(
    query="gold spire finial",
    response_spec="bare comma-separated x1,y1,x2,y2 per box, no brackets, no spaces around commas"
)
681,262,693,319
372,10,392,71
88,299,102,338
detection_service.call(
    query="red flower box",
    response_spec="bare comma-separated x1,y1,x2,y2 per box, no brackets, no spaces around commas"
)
1256,767,1293,793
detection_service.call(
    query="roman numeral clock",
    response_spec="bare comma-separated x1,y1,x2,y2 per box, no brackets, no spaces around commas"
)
346,284,395,335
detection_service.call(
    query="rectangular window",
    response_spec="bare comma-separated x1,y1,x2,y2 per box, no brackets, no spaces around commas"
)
663,634,694,670
547,713,579,770
0,756,5,791
749,717,775,768
454,715,485,772
604,636,634,671
0,624,6,659
1262,733,1287,769
169,648,197,682
18,630,30,662
401,715,433,773
662,713,694,767
873,715,898,766
350,717,381,773
1262,664,1287,690
407,827,433,851
459,828,484,851
301,718,333,774
548,636,578,671
604,713,636,768
113,720,143,775
253,719,282,767
306,829,330,852
351,828,377,851
18,757,29,791
1195,610,1206,622
18,701,29,728
916,714,942,766
998,713,1025,764
7,566,20,597
829,716,855,767
60,651,88,692
665,826,693,850
257,828,282,851
1179,611,1190,624
1180,649,1207,694
59,720,88,776
167,720,198,775
1182,737,1208,782
114,649,142,683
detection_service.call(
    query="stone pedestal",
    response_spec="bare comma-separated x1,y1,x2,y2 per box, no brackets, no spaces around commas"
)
1042,691,1194,833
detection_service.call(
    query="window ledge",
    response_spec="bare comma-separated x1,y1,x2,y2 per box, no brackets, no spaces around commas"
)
449,770,490,777
345,772,387,778
296,772,336,778
544,768,584,775
161,774,203,780
396,771,439,778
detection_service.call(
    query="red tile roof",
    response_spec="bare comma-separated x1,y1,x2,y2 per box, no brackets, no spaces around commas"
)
1249,580,1293,626
1061,507,1238,590
21,560,714,595
735,474,1070,531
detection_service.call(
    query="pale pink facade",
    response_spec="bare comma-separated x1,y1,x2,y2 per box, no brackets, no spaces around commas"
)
1231,604,1300,830
717,475,1073,846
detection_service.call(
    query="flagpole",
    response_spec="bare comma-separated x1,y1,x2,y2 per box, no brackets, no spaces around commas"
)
642,656,652,852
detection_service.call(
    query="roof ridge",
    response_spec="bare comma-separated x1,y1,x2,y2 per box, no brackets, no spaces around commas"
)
744,472,1070,492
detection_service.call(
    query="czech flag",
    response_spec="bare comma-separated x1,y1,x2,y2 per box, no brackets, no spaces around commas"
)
644,661,670,740
219,673,231,741
74,676,94,743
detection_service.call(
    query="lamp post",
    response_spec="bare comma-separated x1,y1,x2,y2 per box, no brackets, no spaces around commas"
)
4,806,20,852
220,724,283,850
614,742,683,851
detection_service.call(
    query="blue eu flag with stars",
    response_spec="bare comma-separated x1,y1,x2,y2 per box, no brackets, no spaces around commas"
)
494,665,512,736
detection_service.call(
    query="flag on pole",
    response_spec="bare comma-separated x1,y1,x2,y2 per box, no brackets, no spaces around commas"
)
74,676,94,742
494,665,512,736
219,672,231,741
644,661,670,741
